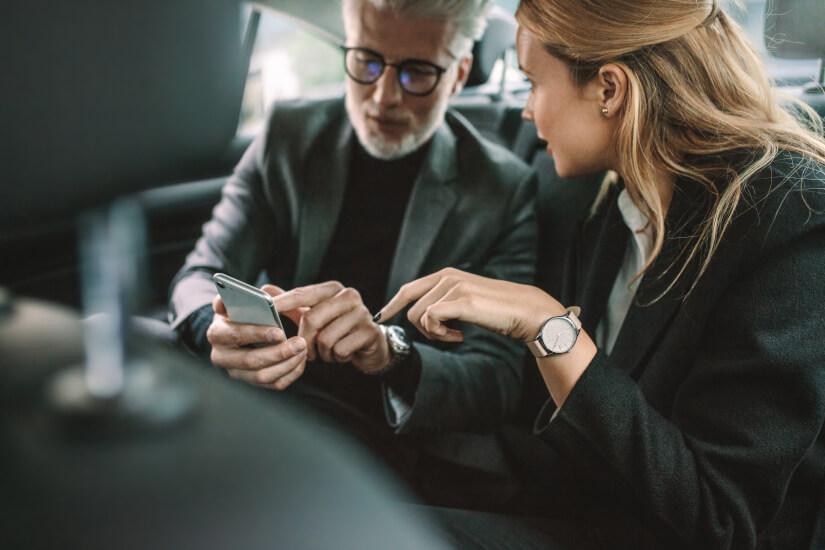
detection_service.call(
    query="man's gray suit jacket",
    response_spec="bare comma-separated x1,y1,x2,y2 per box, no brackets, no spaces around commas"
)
169,97,537,434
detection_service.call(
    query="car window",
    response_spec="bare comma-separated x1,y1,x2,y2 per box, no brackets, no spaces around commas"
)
723,0,820,86
237,6,345,137
494,0,519,14
493,0,819,89
238,2,528,135
237,0,818,137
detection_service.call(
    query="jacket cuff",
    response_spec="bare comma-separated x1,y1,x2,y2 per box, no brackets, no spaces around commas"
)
380,347,422,429
176,303,214,360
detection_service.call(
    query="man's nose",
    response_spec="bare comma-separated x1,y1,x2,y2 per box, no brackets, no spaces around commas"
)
372,67,403,107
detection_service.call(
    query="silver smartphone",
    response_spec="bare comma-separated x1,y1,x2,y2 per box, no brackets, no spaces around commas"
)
213,273,285,331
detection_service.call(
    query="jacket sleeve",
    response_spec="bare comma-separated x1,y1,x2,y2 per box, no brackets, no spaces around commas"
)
391,170,538,434
168,119,279,331
534,177,825,548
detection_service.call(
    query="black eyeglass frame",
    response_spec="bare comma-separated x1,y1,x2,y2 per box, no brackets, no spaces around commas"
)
341,46,451,97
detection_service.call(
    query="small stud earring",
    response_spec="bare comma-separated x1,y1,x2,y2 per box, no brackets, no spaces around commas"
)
601,107,609,116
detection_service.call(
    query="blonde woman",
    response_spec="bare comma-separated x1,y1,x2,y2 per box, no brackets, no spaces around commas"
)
377,0,825,547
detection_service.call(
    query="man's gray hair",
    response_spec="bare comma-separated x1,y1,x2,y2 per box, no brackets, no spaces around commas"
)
343,0,493,56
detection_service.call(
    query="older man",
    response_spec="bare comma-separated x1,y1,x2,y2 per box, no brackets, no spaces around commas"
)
169,0,535,504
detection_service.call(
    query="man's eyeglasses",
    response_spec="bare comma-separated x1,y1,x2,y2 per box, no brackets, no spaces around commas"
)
342,46,450,97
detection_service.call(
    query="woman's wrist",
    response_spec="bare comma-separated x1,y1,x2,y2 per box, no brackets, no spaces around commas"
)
536,330,597,407
520,292,569,343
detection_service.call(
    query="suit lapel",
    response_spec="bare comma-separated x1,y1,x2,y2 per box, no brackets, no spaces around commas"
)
607,183,698,376
385,123,458,303
575,191,628,335
293,117,352,286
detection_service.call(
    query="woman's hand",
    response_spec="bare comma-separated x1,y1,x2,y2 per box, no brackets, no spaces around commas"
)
378,268,598,407
376,267,568,343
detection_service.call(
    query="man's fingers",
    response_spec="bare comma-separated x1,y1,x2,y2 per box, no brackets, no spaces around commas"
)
261,284,286,297
297,286,367,361
207,317,286,348
260,285,309,325
272,281,345,312
225,350,307,389
213,293,227,315
280,306,308,327
267,359,307,390
333,328,377,362
314,308,375,363
212,336,305,370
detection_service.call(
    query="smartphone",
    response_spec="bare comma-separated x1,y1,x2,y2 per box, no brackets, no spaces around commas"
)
213,273,285,331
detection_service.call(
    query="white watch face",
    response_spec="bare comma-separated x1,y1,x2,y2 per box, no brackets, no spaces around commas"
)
540,317,578,354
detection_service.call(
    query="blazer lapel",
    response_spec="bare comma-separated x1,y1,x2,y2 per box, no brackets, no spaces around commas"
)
293,118,352,286
384,123,458,303
575,191,628,335
608,183,698,376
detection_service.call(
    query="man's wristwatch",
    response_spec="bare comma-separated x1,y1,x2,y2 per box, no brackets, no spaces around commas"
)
526,306,582,358
371,324,411,374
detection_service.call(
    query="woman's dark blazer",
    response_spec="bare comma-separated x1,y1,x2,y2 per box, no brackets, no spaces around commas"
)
534,151,825,549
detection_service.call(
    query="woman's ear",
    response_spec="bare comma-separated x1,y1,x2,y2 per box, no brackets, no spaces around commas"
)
596,63,627,117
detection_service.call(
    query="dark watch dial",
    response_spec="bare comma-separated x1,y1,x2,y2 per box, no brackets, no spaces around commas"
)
384,325,411,355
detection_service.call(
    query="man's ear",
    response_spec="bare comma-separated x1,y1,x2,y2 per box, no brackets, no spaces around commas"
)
450,55,473,96
596,63,628,117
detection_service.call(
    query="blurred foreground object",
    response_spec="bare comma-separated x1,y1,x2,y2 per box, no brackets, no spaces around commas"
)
0,191,449,550
0,1,452,546
0,304,451,548
0,0,244,232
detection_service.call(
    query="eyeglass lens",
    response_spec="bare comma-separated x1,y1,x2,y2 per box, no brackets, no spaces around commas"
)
344,48,441,96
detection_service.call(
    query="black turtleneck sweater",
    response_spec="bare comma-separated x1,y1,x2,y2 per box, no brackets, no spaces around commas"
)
181,138,429,421
304,139,429,419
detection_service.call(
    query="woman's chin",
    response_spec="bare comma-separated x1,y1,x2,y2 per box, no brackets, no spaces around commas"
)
552,160,574,179
553,160,601,180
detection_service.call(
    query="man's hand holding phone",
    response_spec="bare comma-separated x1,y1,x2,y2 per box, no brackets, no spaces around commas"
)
207,274,392,391
207,274,308,390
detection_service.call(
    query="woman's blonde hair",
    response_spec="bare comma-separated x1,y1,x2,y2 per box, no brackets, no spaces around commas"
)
516,0,825,298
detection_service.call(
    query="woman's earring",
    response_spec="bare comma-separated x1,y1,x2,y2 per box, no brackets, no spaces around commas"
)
601,107,609,116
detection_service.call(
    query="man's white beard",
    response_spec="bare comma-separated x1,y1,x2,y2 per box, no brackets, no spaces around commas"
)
346,94,448,160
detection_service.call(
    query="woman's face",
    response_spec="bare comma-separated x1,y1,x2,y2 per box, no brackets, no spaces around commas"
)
516,27,617,178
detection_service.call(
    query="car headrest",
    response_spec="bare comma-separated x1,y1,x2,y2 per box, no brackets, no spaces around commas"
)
0,0,244,232
466,7,517,88
764,0,825,59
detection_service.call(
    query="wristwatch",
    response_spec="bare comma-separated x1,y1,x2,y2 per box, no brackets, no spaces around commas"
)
374,324,411,374
526,306,582,358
